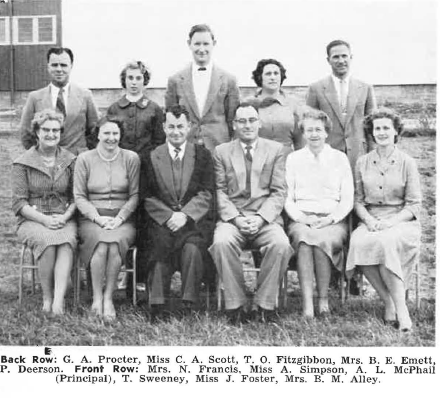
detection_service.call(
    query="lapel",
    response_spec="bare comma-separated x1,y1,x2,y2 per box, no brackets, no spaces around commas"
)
179,65,201,119
180,142,195,198
13,146,75,179
65,84,82,129
251,139,268,194
344,78,362,126
323,76,344,126
37,86,53,110
201,66,222,117
230,140,247,193
151,144,180,202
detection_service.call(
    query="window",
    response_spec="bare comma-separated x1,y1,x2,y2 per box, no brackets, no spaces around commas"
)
12,15,56,45
0,17,10,45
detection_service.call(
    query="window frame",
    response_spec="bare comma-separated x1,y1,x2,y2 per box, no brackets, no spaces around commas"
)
0,16,10,45
12,15,56,45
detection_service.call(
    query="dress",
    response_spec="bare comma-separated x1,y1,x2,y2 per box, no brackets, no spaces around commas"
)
106,95,165,158
74,148,140,264
346,147,421,287
284,145,354,271
246,90,305,153
12,146,77,259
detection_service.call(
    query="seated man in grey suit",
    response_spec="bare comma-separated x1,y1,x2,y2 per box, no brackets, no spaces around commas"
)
165,24,240,152
209,103,293,323
140,105,215,318
20,47,99,155
306,39,376,171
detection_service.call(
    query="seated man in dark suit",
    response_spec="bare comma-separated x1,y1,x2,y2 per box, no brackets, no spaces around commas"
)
209,102,294,323
139,105,215,318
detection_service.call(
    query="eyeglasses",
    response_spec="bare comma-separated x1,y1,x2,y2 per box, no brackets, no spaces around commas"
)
235,118,259,125
41,127,61,133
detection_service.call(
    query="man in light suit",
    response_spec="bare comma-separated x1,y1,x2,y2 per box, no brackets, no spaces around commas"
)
165,24,240,152
306,40,376,171
140,105,215,318
20,47,99,155
209,103,293,323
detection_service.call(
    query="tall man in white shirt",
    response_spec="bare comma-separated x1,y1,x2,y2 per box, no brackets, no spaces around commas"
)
165,24,240,152
20,47,99,154
306,40,376,171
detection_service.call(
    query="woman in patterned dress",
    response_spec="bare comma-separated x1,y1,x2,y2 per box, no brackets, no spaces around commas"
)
12,109,77,315
74,117,140,319
346,108,421,332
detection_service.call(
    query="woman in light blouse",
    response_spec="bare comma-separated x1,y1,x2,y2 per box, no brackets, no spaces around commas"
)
285,108,353,318
74,117,140,319
346,108,421,332
12,109,77,315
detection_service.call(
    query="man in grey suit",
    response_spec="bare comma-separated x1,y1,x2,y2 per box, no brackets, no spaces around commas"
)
20,47,99,155
306,40,376,171
165,24,240,152
209,103,293,323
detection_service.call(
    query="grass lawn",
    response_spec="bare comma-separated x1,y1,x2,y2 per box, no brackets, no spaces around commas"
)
0,123,436,346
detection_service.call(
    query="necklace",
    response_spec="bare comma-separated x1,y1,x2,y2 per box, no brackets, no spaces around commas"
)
97,146,120,162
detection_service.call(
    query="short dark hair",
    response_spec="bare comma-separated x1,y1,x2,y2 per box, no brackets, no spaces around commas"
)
251,58,287,88
94,116,125,140
30,109,64,147
164,105,190,122
188,24,215,41
234,102,258,117
364,107,403,144
326,40,351,57
120,61,150,88
47,47,74,63
299,107,333,134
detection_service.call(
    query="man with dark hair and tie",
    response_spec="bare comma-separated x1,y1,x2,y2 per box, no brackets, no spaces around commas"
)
20,47,99,154
139,105,215,318
165,24,240,152
209,102,293,323
306,39,376,171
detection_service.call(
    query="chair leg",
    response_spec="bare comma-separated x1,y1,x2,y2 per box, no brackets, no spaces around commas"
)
415,260,420,310
31,251,36,295
131,247,137,306
216,275,222,311
18,245,26,305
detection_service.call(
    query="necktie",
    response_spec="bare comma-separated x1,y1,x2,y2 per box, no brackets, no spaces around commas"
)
172,147,182,199
339,79,348,113
56,87,66,117
245,145,253,162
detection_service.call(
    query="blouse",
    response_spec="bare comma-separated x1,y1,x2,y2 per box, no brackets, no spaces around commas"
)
106,95,165,157
12,146,76,225
354,147,421,219
74,148,140,222
285,144,354,223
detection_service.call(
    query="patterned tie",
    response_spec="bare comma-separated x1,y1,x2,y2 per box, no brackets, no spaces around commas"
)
56,87,66,117
172,147,182,198
339,79,348,113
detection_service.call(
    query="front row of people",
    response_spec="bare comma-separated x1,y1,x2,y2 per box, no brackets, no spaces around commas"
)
12,104,421,332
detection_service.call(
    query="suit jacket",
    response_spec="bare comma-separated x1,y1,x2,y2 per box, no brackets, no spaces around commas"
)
306,75,376,170
165,64,240,152
213,138,287,225
139,142,215,259
20,83,99,155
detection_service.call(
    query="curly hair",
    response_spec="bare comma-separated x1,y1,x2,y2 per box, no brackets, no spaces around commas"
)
363,107,403,144
120,61,151,88
165,104,190,122
30,109,64,146
251,58,287,88
298,107,333,134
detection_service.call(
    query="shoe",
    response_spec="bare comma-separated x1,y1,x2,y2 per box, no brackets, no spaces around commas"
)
225,307,245,325
261,309,280,324
150,304,171,323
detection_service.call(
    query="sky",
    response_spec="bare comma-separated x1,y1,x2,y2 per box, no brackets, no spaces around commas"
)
63,0,437,88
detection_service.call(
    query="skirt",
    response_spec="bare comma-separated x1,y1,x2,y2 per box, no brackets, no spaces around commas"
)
17,219,77,260
78,209,136,265
346,220,421,288
287,219,348,272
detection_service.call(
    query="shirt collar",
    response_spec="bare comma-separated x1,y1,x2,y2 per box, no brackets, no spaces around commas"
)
118,94,149,109
254,89,287,106
240,139,258,152
304,143,332,160
331,74,350,85
50,82,70,94
371,146,399,164
167,141,187,158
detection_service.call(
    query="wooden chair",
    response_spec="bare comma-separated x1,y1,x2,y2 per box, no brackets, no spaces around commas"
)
405,256,421,309
18,242,38,304
74,246,138,307
216,248,289,311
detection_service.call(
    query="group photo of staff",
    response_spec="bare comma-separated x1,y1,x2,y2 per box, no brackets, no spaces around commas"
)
0,0,435,347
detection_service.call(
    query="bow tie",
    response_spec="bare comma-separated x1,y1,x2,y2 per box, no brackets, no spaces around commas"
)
198,67,207,71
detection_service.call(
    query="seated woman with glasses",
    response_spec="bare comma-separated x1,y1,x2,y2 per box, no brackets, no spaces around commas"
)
12,109,77,315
